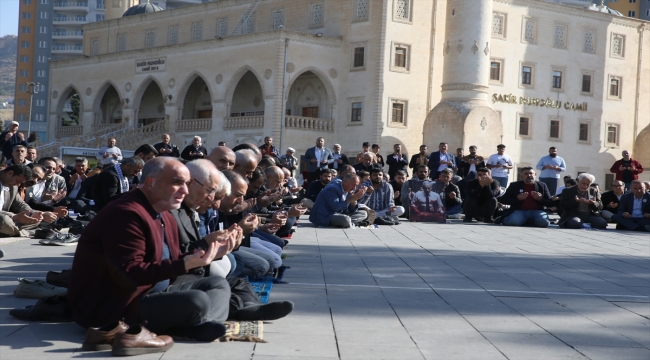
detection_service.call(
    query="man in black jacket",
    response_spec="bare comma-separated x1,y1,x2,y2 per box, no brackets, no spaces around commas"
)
499,167,554,228
600,180,626,222
329,144,350,171
92,157,144,211
463,168,500,223
353,153,381,174
0,122,27,161
386,144,409,179
154,134,181,158
301,169,332,209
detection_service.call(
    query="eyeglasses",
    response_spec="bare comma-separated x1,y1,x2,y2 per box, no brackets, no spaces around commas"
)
192,178,217,196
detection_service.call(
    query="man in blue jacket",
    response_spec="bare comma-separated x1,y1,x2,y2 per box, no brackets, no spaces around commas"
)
304,137,334,184
428,142,456,180
309,173,367,228
612,180,650,232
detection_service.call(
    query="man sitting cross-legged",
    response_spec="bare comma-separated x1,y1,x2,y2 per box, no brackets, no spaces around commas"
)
600,180,627,222
364,168,404,225
310,173,368,228
499,167,553,228
301,169,333,209
612,180,650,232
437,169,463,218
463,168,500,223
558,173,606,230
0,164,51,237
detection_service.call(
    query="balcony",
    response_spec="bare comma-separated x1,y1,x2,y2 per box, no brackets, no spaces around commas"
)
53,2,89,12
96,3,105,9
224,116,264,130
53,16,87,25
56,125,83,138
177,118,213,132
284,116,334,132
52,45,83,54
52,30,83,39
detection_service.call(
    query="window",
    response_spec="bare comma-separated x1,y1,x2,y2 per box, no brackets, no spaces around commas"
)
393,0,412,23
217,20,227,38
19,85,27,92
584,29,596,53
611,33,625,58
22,27,31,34
40,0,47,3
554,23,567,48
18,114,26,121
351,102,362,122
117,35,126,51
38,41,47,48
272,10,283,29
388,99,408,126
243,14,254,34
20,70,28,77
355,0,368,20
518,116,530,137
579,122,590,142
35,114,45,121
609,76,622,99
521,65,532,85
146,31,155,47
38,55,47,62
549,119,561,140
38,84,45,92
37,70,46,77
40,12,48,19
395,47,406,67
91,39,99,55
23,0,31,3
581,71,593,95
21,41,30,48
492,12,506,39
551,67,565,91
22,12,31,19
36,99,45,106
168,28,178,45
310,4,323,27
96,14,104,21
628,11,636,17
606,124,619,146
18,100,27,106
522,18,537,44
353,46,365,68
630,0,637,3
20,55,29,63
192,23,203,41
39,26,47,34
490,59,503,84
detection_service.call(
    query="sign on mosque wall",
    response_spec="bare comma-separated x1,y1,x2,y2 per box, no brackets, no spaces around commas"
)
135,58,166,73
492,93,588,112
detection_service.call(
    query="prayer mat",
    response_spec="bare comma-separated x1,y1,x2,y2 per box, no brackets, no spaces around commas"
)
217,321,266,343
249,279,273,304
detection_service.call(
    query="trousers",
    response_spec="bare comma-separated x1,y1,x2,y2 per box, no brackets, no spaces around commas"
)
330,210,368,228
503,210,550,228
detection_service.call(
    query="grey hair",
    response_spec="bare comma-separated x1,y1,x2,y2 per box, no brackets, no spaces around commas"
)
193,136,202,142
121,156,145,167
75,157,88,165
342,173,359,182
577,173,595,184
185,159,215,183
235,149,258,167
217,170,231,196
141,157,181,182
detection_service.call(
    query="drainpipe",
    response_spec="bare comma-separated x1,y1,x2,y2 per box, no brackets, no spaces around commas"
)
633,24,645,157
279,36,289,152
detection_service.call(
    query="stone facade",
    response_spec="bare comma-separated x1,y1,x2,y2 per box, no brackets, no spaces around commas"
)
47,0,650,185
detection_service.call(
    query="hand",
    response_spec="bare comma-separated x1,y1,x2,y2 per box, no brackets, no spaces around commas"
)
365,186,374,194
183,241,221,270
289,186,302,194
619,165,626,171
271,211,288,226
495,163,503,168
258,189,283,208
575,195,582,203
530,192,542,201
237,214,259,235
449,191,456,199
389,206,397,213
53,190,67,202
205,224,240,245
644,213,650,219
4,132,12,141
103,153,110,158
551,195,559,201
17,132,25,141
258,223,280,234
310,158,317,164
440,160,448,165
288,204,307,217
628,167,636,171
70,173,79,184
517,192,529,201
394,190,400,199
336,159,343,164
609,202,618,209
41,211,58,223
622,212,632,219
112,153,118,158
54,206,68,218
197,152,203,157
12,211,41,225
320,160,328,164
349,187,367,202
416,158,421,164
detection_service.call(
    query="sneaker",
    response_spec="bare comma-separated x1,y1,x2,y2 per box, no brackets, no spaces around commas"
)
447,214,464,220
34,229,57,239
41,233,79,246
14,278,68,299
9,296,72,322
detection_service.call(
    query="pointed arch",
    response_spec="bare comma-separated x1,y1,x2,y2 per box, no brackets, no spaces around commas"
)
132,75,165,111
286,66,336,105
635,123,650,170
93,80,123,112
177,71,213,104
56,85,84,115
178,71,213,120
224,66,266,104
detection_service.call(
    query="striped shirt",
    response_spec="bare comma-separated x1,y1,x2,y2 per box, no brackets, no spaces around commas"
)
365,181,395,212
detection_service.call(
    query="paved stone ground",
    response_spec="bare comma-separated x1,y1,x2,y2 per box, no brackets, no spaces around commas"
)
0,219,648,359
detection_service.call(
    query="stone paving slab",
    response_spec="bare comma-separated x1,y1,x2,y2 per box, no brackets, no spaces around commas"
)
0,220,649,359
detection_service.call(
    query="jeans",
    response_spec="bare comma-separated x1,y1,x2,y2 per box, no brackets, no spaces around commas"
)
231,247,271,278
563,215,608,229
252,229,285,248
446,204,463,215
250,237,283,269
611,214,650,231
503,210,550,228
493,176,509,189
140,276,231,333
539,178,558,196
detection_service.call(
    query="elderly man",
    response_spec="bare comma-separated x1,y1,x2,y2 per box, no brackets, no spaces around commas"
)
558,173,606,229
0,164,47,237
0,121,27,161
386,144,409,179
259,136,279,158
279,147,298,176
181,136,208,161
353,152,382,174
234,149,258,179
610,150,644,190
536,147,567,195
365,168,404,225
410,181,444,220
24,164,69,219
463,168,500,223
153,134,181,158
207,145,236,171
7,145,31,165
304,137,334,184
428,142,456,180
329,144,350,171
612,180,650,232
96,137,122,166
92,157,145,211
310,173,367,228
601,180,627,222
499,167,553,228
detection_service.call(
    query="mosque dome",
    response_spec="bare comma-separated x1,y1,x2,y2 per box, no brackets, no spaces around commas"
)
586,4,623,16
122,1,164,17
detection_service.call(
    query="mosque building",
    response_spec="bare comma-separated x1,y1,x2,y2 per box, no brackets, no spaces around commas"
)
45,0,650,186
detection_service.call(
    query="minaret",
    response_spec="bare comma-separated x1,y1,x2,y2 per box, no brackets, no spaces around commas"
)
424,0,502,152
105,0,136,20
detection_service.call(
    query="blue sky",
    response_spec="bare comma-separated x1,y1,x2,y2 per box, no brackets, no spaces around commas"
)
0,0,20,37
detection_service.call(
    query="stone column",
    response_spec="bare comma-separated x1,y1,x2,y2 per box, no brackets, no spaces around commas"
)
81,110,94,135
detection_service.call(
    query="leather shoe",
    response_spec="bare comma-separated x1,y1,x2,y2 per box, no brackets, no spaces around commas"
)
374,217,394,226
9,295,72,322
46,269,72,288
82,320,129,351
112,324,173,356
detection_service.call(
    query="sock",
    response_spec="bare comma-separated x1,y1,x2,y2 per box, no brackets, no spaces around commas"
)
230,301,294,321
180,321,226,342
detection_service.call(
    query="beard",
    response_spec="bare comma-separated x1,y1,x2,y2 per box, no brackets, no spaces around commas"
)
549,153,557,158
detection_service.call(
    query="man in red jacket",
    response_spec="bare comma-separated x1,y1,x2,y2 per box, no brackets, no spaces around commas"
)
610,150,644,191
69,157,240,342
